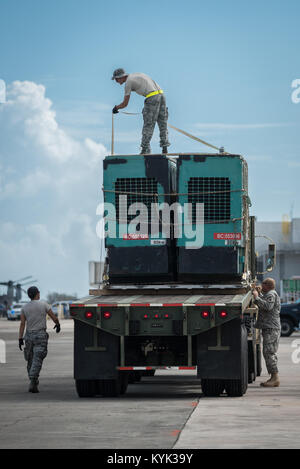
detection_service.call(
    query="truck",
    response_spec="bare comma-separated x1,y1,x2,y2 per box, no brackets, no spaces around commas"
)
70,152,275,398
279,300,300,337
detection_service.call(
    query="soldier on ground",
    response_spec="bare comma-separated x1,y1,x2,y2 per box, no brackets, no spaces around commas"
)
111,68,170,155
18,286,61,393
252,278,281,387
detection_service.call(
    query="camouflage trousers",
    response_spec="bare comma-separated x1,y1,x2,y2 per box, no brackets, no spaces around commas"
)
141,94,170,153
24,330,48,380
262,328,281,374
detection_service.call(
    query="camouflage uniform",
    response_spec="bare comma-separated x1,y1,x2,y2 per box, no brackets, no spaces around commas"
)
24,330,48,380
254,289,281,374
141,94,170,153
261,328,281,374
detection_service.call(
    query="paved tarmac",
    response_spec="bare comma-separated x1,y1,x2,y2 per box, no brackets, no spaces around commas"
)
0,318,299,449
175,332,300,449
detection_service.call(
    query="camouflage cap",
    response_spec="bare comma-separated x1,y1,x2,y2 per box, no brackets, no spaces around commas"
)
111,68,128,80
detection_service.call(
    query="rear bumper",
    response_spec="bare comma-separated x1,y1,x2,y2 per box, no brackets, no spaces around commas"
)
117,366,196,370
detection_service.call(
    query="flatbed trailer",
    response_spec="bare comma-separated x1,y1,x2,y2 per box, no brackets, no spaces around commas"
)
70,151,270,398
70,285,261,398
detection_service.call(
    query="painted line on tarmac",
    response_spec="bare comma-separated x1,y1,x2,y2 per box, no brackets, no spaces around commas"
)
170,429,181,437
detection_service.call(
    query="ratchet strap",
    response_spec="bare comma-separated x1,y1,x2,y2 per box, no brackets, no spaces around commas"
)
111,111,227,155
167,123,221,152
111,112,115,156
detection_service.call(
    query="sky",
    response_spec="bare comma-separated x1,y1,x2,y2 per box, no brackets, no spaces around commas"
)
0,0,300,298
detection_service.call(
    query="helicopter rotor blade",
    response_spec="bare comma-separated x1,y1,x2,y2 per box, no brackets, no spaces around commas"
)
13,276,33,284
21,280,38,286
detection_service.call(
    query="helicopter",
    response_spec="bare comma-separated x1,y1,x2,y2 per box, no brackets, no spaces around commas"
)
0,276,38,309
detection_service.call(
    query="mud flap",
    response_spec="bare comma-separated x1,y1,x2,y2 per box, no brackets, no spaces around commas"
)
74,320,120,380
197,318,248,382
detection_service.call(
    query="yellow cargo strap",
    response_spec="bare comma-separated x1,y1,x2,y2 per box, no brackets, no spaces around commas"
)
145,90,164,99
167,123,222,153
111,113,115,156
111,110,228,155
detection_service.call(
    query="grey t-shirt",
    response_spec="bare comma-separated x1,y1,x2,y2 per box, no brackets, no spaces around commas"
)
124,73,161,97
21,300,51,332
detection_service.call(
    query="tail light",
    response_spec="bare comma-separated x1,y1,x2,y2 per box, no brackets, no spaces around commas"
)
103,312,111,319
85,311,93,319
219,311,228,318
201,311,209,319
164,313,169,319
143,313,149,319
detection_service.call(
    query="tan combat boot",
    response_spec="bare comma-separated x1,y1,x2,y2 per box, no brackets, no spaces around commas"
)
260,373,280,387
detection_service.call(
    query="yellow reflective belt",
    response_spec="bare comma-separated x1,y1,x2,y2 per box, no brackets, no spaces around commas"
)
145,90,164,99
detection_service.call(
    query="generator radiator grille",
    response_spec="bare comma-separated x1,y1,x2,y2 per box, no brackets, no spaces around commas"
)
115,177,158,224
188,177,231,223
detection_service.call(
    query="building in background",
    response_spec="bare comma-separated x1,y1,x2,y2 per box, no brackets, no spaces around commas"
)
255,218,300,301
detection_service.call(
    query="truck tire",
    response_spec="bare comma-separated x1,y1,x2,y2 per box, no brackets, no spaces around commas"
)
280,318,294,337
256,343,262,377
101,379,121,397
224,371,248,397
201,379,225,397
120,373,129,395
98,374,128,396
224,379,245,397
225,324,248,397
248,340,255,384
75,379,97,398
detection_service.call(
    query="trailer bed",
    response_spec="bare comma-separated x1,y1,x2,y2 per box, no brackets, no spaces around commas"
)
72,290,252,311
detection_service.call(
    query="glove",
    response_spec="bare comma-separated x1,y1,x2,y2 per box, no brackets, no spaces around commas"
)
54,323,61,333
19,338,24,351
112,106,119,114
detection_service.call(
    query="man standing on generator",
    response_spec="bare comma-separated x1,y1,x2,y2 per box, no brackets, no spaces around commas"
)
111,68,170,155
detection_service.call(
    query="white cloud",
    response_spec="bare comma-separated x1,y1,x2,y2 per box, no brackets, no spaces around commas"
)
98,129,141,144
0,80,107,296
287,161,300,168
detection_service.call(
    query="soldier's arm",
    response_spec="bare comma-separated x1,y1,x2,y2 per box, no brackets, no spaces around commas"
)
254,293,275,311
47,308,60,325
19,313,26,339
116,94,130,110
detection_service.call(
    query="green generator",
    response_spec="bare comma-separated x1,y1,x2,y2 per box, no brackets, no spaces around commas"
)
103,154,177,283
176,154,249,281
